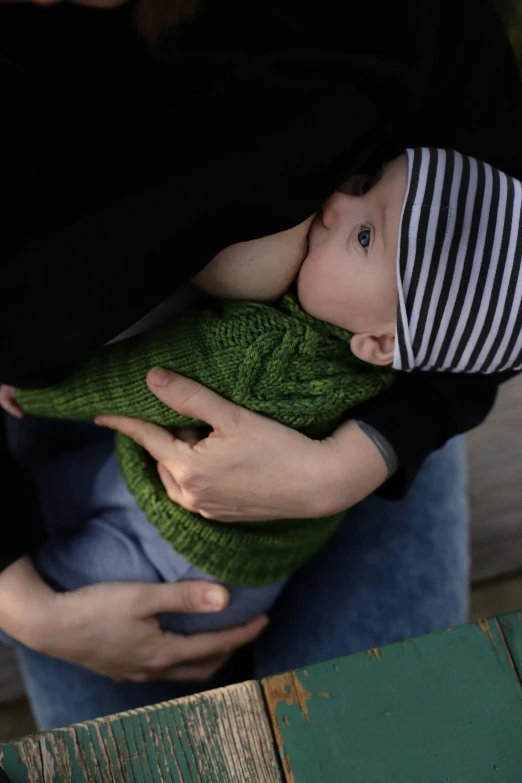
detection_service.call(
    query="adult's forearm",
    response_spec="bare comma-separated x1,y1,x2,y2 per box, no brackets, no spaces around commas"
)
315,419,389,517
0,556,56,649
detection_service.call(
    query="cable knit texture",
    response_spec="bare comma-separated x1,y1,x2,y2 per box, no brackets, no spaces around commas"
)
17,294,394,586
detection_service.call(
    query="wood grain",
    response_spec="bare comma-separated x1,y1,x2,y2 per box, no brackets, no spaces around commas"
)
469,375,522,582
263,618,522,782
498,610,522,681
0,681,282,783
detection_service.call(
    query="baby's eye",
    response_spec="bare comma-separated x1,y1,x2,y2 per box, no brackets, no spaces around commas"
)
358,226,371,250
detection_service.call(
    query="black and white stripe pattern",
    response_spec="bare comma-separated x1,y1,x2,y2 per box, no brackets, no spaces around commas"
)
393,148,522,373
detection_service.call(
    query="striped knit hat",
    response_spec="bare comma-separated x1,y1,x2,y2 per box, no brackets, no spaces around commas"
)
394,147,522,373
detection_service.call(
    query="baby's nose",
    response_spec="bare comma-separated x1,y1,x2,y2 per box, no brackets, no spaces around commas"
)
321,191,355,230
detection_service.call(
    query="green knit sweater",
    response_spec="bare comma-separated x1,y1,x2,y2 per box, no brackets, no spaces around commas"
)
17,294,394,586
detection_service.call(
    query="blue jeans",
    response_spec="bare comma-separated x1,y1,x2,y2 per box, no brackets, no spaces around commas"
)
4,414,469,730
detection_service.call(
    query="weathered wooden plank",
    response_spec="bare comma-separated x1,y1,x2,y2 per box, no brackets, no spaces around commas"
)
263,618,522,782
498,610,522,678
469,377,522,582
0,681,282,783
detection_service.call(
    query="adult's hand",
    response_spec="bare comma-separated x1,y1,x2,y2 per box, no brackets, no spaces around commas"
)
96,368,388,522
0,557,268,683
0,385,23,419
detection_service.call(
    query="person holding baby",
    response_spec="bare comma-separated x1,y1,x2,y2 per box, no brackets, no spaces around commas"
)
1,0,521,730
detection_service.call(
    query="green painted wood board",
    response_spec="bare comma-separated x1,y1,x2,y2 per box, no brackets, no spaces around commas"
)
5,615,522,783
499,611,522,678
263,617,522,782
0,681,282,783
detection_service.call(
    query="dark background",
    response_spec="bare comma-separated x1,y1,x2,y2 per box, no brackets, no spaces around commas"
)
494,0,522,65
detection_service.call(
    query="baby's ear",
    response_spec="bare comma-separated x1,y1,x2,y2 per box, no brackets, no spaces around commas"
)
350,332,395,366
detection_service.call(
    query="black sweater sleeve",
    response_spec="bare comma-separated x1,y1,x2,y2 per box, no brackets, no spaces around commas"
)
353,371,509,498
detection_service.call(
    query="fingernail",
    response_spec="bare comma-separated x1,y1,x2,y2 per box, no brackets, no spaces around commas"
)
204,587,227,610
148,368,171,387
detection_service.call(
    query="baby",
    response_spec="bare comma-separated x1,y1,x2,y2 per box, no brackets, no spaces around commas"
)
198,146,522,375
2,147,520,638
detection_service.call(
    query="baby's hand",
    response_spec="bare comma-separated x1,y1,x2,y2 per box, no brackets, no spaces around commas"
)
0,385,24,419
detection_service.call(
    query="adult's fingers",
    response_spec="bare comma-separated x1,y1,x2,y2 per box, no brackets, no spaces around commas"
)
95,415,186,465
173,426,204,445
136,581,230,616
157,461,216,519
157,462,185,506
146,369,243,434
0,386,24,419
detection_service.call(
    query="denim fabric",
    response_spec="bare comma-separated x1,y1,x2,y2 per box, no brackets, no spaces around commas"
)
3,414,468,729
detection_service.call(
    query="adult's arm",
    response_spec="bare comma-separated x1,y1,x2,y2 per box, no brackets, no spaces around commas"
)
96,369,390,522
1,408,268,679
95,369,514,521
0,556,267,682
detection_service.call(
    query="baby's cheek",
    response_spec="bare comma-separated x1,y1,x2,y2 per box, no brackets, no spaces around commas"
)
296,263,325,319
298,264,351,331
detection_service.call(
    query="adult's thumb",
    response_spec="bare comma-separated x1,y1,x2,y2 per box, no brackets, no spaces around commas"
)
139,581,230,617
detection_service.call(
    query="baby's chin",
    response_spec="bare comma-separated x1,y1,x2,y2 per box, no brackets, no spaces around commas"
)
296,268,338,326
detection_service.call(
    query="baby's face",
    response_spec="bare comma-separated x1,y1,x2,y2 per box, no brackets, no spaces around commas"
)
297,154,408,365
